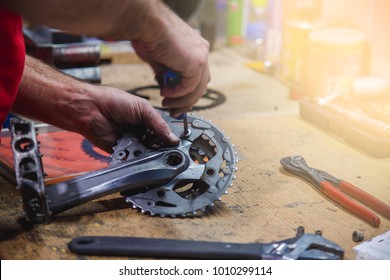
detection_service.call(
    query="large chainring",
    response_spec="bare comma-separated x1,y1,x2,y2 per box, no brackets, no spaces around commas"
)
110,111,238,217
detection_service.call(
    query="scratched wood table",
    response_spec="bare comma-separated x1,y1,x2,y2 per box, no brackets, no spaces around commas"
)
1,48,389,260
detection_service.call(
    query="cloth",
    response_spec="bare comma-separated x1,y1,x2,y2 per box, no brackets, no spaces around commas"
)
0,4,25,135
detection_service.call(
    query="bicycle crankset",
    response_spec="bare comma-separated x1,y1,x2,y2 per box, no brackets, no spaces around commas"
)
10,112,238,223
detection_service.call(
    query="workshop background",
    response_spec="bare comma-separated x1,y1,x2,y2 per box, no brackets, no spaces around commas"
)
1,0,390,260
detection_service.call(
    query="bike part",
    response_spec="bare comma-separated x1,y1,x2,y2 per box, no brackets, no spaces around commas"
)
127,86,226,111
46,150,188,215
10,111,237,222
81,139,110,163
111,111,238,217
68,230,344,260
352,231,364,242
10,119,50,223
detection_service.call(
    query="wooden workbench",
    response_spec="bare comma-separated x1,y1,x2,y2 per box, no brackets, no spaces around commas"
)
1,48,389,260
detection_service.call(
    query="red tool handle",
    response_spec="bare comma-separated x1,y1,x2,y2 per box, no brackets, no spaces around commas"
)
320,181,380,227
339,180,390,219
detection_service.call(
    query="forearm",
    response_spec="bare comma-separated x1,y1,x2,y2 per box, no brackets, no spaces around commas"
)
1,0,174,41
12,55,179,152
3,0,210,117
12,55,96,134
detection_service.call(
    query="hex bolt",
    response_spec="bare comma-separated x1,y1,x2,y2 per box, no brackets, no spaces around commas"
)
352,231,364,242
296,226,305,237
315,230,322,236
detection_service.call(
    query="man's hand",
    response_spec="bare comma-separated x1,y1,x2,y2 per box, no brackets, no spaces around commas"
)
6,0,211,147
131,2,210,116
12,56,179,153
80,85,180,153
4,0,211,116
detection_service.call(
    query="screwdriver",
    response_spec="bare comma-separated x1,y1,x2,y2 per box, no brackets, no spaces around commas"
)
182,112,189,137
159,70,190,137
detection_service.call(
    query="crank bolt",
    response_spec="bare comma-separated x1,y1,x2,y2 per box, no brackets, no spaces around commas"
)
165,152,183,167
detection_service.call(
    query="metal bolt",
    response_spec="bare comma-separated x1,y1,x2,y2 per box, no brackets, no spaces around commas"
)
352,231,364,242
296,226,305,237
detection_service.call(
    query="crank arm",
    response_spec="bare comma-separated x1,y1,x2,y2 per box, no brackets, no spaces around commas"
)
68,233,344,260
11,111,238,221
46,150,189,215
10,119,190,223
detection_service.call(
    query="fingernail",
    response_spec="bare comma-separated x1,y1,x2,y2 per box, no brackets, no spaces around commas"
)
169,132,180,143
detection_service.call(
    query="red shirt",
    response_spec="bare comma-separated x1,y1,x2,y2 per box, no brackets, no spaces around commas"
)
0,4,25,133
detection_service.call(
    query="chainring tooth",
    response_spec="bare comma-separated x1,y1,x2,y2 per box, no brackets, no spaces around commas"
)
110,111,237,217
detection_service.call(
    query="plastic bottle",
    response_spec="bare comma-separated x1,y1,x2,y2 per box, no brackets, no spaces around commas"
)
245,0,268,59
227,0,245,46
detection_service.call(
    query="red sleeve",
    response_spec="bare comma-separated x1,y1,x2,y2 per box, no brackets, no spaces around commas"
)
0,4,26,133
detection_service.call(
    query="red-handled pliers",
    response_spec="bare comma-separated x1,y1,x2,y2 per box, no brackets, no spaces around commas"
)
281,155,390,227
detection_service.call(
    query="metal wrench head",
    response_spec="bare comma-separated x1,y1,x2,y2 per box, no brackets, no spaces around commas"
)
262,233,344,260
280,156,339,186
280,155,310,173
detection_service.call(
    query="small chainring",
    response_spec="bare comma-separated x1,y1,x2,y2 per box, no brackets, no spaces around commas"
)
110,111,238,217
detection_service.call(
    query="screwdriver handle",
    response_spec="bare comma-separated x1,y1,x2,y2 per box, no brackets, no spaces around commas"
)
158,69,182,87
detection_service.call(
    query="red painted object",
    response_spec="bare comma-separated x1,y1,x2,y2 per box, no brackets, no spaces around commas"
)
0,4,25,136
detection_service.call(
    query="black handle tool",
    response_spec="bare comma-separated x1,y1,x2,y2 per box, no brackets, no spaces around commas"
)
68,231,344,260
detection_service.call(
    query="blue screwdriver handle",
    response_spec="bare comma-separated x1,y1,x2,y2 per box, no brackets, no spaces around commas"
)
158,69,182,87
158,70,188,135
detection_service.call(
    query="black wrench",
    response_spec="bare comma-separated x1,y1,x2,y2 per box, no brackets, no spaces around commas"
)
68,231,344,260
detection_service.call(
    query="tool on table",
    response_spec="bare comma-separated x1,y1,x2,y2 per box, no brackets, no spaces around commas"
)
158,69,190,137
11,111,237,223
281,155,390,227
68,229,344,260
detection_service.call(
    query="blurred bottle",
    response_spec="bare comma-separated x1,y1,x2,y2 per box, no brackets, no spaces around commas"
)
280,0,323,88
244,0,268,59
264,0,283,75
192,0,228,51
214,0,229,49
302,28,368,98
284,0,322,22
227,0,245,46
199,0,218,50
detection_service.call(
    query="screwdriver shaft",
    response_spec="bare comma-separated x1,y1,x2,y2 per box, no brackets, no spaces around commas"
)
183,112,189,137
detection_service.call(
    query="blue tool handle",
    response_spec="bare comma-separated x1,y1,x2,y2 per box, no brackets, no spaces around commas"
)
158,69,182,87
